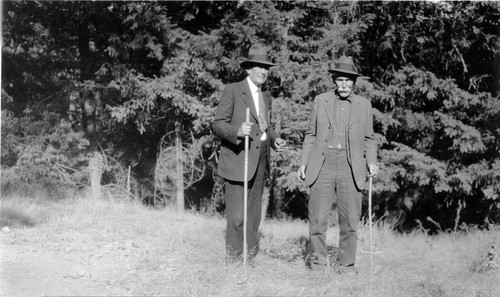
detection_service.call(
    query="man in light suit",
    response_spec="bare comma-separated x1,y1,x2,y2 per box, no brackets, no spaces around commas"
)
213,45,286,263
297,56,379,272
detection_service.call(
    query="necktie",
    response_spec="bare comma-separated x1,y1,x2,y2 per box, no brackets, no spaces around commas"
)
257,89,268,133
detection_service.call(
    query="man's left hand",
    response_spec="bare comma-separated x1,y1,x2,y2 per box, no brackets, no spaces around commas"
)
274,138,286,152
368,164,379,177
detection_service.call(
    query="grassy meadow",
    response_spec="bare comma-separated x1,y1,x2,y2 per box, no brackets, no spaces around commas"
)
1,193,499,297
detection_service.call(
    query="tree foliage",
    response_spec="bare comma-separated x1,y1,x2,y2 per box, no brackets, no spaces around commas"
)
357,1,500,94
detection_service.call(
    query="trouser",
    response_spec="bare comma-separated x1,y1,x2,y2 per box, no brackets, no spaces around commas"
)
224,141,267,261
308,148,362,268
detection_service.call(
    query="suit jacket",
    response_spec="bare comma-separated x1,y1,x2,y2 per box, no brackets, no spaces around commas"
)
213,78,278,182
300,91,377,190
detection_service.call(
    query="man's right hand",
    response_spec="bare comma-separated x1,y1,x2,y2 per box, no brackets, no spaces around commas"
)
237,121,253,137
297,165,306,182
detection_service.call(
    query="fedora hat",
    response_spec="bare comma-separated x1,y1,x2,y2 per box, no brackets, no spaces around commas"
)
240,45,276,68
328,55,361,76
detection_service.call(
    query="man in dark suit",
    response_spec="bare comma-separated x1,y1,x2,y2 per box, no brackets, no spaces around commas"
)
297,56,379,271
213,45,286,263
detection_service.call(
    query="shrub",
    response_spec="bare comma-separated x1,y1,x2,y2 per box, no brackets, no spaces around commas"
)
1,109,89,197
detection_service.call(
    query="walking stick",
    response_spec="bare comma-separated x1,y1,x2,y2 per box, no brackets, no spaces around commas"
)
368,175,373,283
243,108,250,266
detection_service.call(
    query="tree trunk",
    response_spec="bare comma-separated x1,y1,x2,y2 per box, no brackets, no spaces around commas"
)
78,22,101,198
89,152,101,199
454,200,463,232
267,115,282,220
175,122,184,211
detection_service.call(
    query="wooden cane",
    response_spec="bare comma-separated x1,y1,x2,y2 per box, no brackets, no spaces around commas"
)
243,108,250,266
368,175,373,283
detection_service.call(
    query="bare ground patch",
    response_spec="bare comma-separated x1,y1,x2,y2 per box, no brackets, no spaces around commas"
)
1,227,137,296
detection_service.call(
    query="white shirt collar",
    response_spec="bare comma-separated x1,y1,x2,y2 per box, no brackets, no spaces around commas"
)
246,77,259,94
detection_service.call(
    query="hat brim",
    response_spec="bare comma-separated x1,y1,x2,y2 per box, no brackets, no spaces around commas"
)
240,60,276,68
328,69,361,76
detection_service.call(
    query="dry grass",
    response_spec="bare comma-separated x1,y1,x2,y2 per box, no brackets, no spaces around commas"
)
1,193,499,296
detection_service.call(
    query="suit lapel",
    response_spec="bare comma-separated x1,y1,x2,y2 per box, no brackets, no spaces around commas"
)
324,92,336,127
263,91,271,123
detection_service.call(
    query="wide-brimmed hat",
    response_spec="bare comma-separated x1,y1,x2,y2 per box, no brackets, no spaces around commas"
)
240,45,276,68
328,55,361,77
